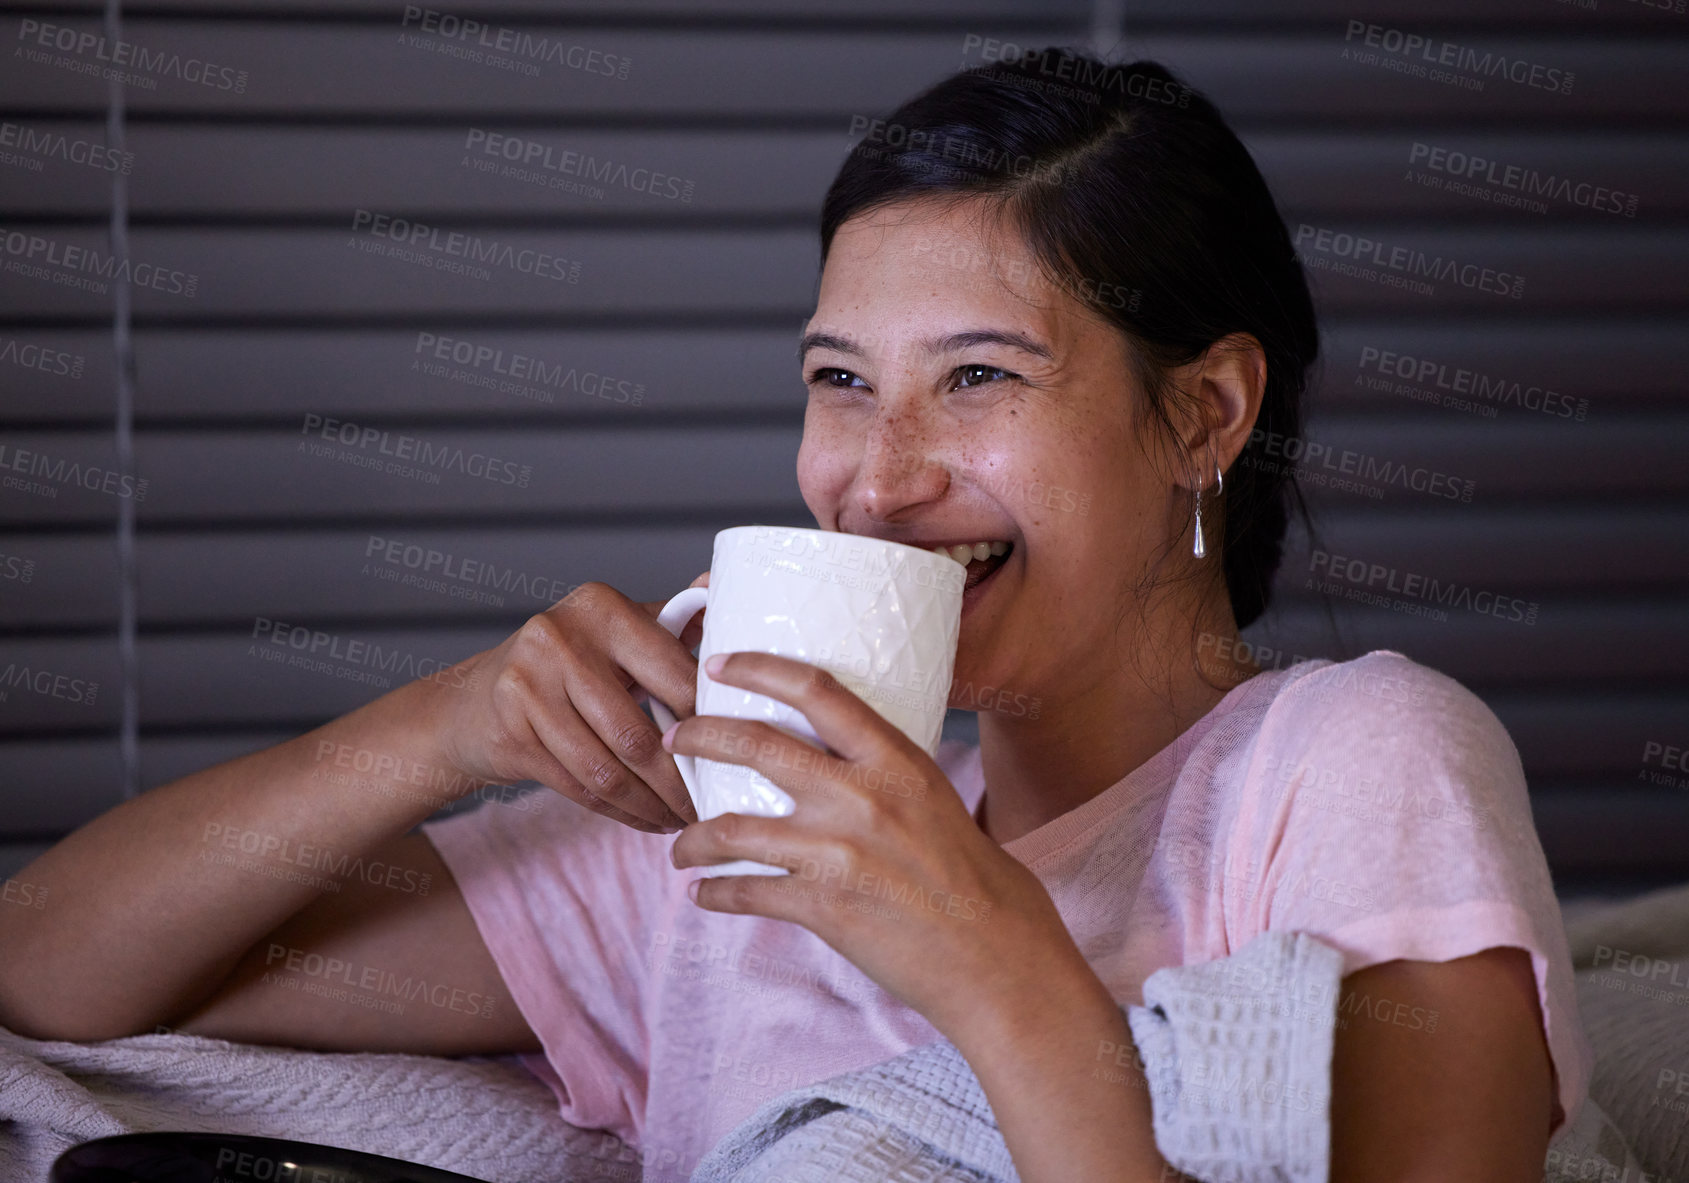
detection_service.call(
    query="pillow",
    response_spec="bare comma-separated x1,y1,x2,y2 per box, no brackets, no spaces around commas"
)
1562,881,1689,1182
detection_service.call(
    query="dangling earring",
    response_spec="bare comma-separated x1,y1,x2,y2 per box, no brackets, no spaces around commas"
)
1193,475,1207,559
1193,458,1222,559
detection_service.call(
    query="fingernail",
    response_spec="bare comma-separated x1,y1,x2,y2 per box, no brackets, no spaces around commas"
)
704,653,726,677
686,879,701,903
660,721,679,750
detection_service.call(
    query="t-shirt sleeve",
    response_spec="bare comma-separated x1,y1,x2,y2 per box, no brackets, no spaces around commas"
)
421,788,682,1145
1228,650,1591,1131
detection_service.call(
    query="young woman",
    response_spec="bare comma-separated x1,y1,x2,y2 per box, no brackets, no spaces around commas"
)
0,52,1583,1182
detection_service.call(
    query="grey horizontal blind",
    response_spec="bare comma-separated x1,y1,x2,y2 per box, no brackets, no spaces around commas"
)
1,0,1685,888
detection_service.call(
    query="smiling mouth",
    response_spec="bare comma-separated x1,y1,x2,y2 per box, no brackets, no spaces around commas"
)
924,540,1014,594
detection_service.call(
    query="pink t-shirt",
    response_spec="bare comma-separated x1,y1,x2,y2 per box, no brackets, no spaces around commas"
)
422,649,1589,1180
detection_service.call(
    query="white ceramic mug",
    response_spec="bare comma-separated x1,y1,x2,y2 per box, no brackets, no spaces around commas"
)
648,525,964,876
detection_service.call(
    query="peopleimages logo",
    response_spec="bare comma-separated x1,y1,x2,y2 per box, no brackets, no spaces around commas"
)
399,6,631,79
1408,143,1639,219
0,442,148,501
648,930,883,1006
1342,21,1574,95
0,550,36,583
0,662,98,705
1243,428,1476,503
0,335,85,378
349,209,582,284
299,413,532,487
462,129,693,202
1309,549,1539,625
0,226,198,298
213,1147,360,1183
202,822,432,895
15,18,250,92
1356,346,1588,422
248,617,474,690
0,120,134,174
412,331,644,406
848,116,1070,185
959,36,1192,106
1590,944,1689,1005
1,878,48,910
1294,224,1524,299
363,533,582,607
263,943,496,1019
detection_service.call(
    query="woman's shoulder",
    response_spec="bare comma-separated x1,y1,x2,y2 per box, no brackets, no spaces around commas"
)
1264,649,1510,748
1243,648,1528,829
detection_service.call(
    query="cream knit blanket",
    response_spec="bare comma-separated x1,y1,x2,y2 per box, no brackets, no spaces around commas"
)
0,1026,640,1181
0,928,1654,1183
691,929,1643,1183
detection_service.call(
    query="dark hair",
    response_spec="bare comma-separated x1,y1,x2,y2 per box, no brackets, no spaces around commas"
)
818,51,1318,631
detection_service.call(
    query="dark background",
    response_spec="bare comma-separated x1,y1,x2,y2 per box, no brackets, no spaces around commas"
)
1,0,1685,893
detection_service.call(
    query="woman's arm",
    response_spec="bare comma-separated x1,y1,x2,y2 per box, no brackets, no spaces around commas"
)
173,832,541,1055
945,945,1172,1182
1329,946,1553,1182
0,583,705,1045
952,946,1553,1183
0,674,474,1042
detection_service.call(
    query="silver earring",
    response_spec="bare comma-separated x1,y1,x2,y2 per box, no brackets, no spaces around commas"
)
1193,462,1222,559
1193,478,1206,559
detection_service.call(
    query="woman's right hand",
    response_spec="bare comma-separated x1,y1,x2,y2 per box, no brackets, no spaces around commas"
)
428,574,709,834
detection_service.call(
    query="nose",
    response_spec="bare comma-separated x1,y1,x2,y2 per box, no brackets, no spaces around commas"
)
853,408,951,523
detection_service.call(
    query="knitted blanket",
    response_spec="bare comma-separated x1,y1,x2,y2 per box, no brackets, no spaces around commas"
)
0,1025,640,1182
0,929,1654,1183
690,928,1645,1183
691,930,1340,1183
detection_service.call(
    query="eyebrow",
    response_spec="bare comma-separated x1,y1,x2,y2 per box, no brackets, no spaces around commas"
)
797,328,1055,363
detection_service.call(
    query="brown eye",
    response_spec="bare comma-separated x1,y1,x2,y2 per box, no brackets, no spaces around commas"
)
808,367,865,389
955,364,1012,389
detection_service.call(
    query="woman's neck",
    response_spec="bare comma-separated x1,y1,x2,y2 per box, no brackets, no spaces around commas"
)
971,603,1259,846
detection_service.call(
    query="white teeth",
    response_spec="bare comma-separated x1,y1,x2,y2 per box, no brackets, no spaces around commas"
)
932,541,1013,565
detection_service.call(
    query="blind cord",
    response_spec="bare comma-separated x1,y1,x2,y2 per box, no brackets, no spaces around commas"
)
104,0,140,799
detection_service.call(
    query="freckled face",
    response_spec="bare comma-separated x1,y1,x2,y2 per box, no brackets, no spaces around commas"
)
796,198,1181,708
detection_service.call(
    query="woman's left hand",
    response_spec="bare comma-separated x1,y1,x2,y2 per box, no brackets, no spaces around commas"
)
664,650,1086,1041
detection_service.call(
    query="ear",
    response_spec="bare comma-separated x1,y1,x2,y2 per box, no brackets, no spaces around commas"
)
1168,332,1266,491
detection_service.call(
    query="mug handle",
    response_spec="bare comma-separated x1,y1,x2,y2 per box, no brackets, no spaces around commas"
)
648,585,709,805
